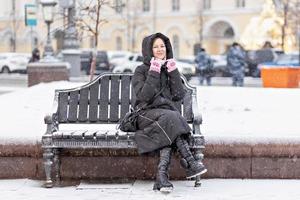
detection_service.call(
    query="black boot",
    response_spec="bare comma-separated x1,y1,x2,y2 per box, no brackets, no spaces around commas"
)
153,147,173,192
176,136,207,179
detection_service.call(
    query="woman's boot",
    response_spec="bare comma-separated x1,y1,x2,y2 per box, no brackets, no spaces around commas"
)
176,136,207,178
153,147,173,192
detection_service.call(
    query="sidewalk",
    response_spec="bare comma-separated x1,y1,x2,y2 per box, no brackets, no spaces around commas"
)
1,179,299,200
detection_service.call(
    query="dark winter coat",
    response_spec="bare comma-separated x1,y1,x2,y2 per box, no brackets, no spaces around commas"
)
132,33,191,154
227,46,246,74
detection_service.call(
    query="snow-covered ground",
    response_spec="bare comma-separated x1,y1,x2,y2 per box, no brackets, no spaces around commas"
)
1,82,300,199
0,179,300,200
0,81,300,144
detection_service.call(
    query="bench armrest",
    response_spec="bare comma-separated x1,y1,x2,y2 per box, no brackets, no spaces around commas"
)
191,93,202,135
44,113,58,135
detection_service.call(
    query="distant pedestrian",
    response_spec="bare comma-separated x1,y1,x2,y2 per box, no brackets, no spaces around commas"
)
29,48,40,63
195,48,215,86
226,42,246,87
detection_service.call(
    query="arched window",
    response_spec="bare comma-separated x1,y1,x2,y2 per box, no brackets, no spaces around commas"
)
116,36,122,50
172,35,179,58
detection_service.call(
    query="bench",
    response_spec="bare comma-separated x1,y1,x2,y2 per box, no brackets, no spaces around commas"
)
42,72,205,188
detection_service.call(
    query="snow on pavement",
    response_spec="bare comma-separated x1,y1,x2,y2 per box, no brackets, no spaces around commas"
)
0,179,299,200
0,81,300,144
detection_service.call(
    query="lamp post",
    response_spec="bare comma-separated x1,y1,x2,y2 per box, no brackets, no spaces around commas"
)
59,0,79,49
59,0,81,77
40,0,57,59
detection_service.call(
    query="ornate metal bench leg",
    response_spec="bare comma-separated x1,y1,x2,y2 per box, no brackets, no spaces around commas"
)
43,148,54,188
194,175,201,187
53,149,61,186
193,148,205,187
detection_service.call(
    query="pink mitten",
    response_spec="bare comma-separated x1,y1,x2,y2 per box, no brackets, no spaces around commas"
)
166,58,177,72
149,58,162,73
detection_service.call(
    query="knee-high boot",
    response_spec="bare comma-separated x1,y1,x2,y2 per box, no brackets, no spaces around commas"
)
153,147,173,192
175,136,207,178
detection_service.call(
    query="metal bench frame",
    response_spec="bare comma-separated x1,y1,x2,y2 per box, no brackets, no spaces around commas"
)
42,72,205,188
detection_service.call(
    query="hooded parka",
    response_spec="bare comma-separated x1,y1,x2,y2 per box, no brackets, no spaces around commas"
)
132,33,191,154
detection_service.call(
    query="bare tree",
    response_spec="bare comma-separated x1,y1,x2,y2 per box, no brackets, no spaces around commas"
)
118,0,143,52
277,0,300,51
76,0,110,81
10,0,17,52
196,0,204,46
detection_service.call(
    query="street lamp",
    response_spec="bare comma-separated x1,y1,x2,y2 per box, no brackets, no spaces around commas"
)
40,0,57,59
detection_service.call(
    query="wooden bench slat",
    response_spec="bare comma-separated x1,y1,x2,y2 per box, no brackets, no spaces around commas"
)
78,88,89,122
68,91,79,122
110,76,120,122
89,81,99,122
58,92,69,122
130,77,136,108
120,75,131,118
99,76,109,121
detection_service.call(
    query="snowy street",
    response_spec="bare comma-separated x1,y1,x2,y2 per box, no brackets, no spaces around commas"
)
0,79,300,199
1,179,300,200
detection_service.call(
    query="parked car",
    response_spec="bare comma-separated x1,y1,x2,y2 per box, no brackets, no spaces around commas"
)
245,49,284,77
80,50,110,75
108,51,134,69
112,53,196,80
258,52,300,69
0,53,31,73
210,54,231,77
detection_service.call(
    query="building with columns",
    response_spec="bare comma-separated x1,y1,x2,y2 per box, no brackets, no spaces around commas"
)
0,0,289,57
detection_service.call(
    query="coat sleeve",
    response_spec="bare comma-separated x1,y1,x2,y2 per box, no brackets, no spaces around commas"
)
132,65,161,102
168,69,186,101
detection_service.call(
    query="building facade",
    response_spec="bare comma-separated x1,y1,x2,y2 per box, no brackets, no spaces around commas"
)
0,0,283,57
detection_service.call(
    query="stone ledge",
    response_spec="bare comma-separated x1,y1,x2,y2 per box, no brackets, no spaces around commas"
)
1,142,300,180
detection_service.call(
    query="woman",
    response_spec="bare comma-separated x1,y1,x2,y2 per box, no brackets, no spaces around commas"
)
132,33,207,193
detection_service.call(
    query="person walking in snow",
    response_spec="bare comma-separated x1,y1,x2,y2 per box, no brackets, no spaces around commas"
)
132,33,207,193
226,42,247,87
195,48,215,86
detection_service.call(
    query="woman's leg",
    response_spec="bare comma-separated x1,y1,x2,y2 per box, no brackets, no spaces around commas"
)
153,147,173,192
175,136,207,178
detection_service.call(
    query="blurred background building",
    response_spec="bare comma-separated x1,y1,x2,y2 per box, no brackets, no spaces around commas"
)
0,0,299,57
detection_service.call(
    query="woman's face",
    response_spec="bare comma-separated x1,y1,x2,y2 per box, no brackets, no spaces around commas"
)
152,38,166,60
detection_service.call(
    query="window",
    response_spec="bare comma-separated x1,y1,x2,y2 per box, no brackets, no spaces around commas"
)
172,35,179,58
172,0,180,11
115,0,123,13
116,36,122,50
33,37,38,47
203,0,211,10
143,0,150,12
236,0,246,8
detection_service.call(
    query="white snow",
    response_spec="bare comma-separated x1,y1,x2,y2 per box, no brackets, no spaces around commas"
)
0,81,300,145
0,179,300,200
